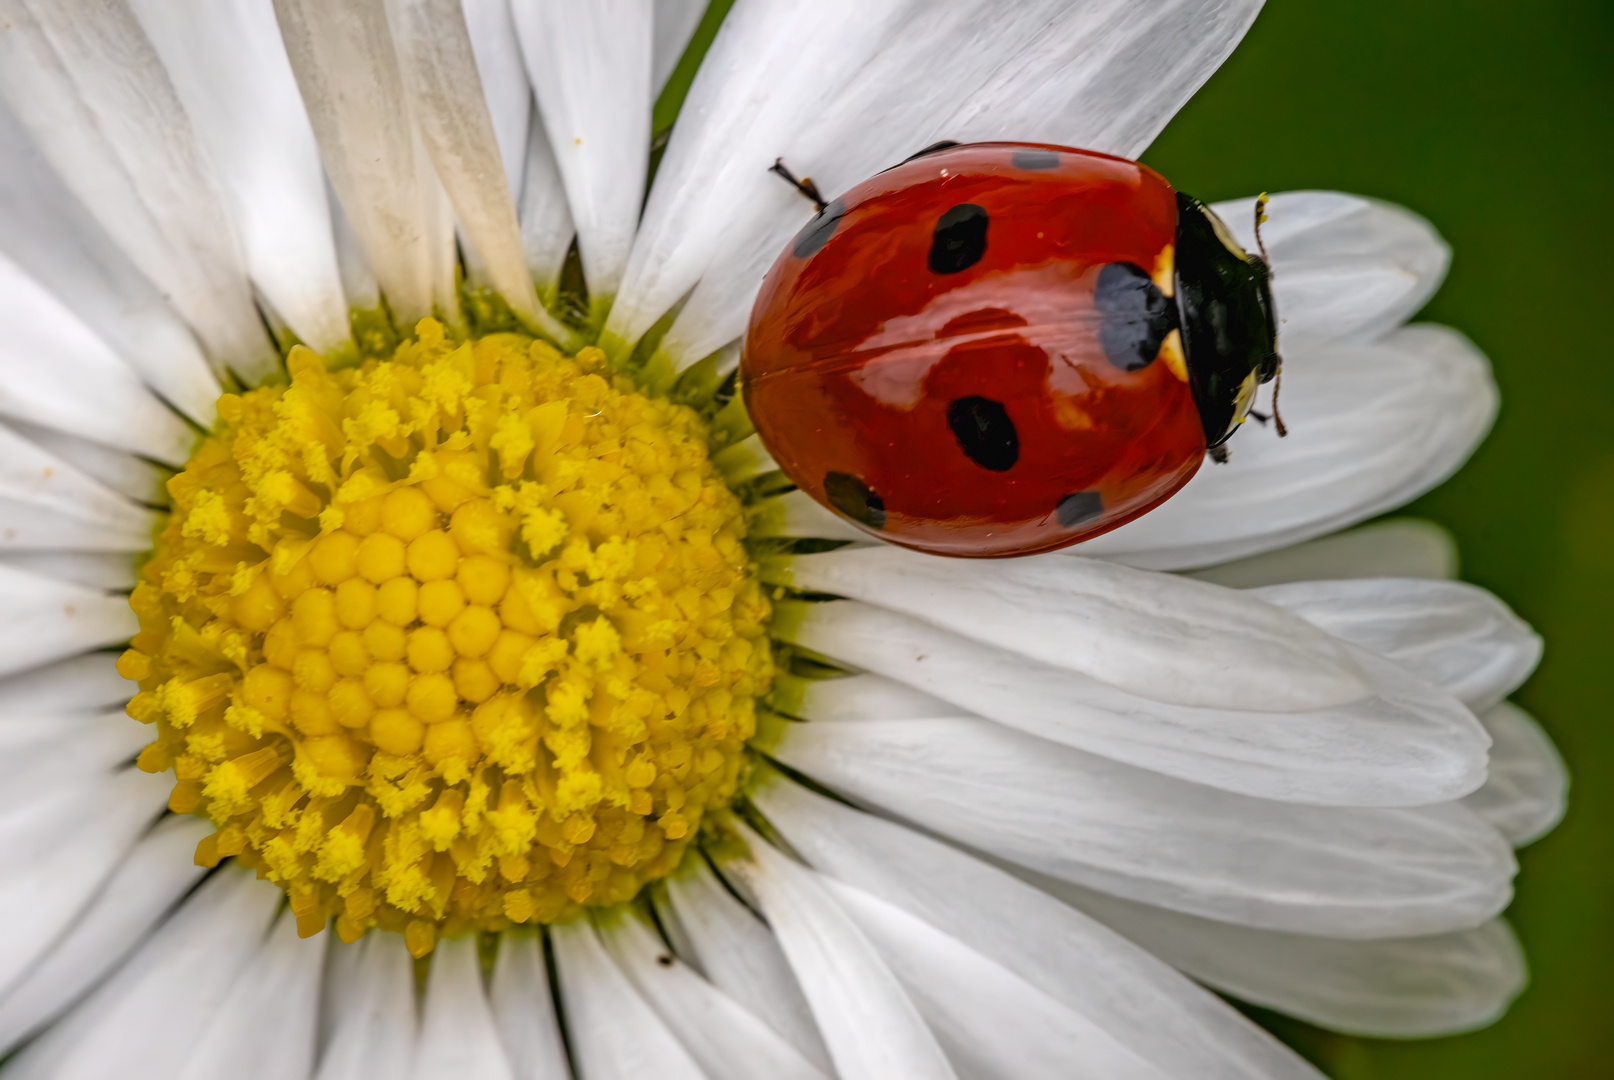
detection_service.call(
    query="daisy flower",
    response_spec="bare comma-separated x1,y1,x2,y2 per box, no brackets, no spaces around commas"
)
0,0,1568,1077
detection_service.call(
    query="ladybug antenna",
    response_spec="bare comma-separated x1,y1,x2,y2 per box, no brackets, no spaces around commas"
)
770,158,828,213
1269,361,1288,437
1253,191,1272,269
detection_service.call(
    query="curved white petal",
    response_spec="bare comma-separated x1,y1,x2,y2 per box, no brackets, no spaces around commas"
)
1463,702,1569,847
0,99,219,423
766,716,1515,938
771,671,965,723
0,251,194,464
0,553,139,592
654,858,832,1071
710,433,777,486
5,864,279,1080
131,0,352,353
0,423,156,554
6,421,168,506
753,772,1324,1080
0,653,129,716
1254,578,1542,710
463,0,533,194
1055,879,1526,1039
514,0,653,305
723,822,957,1080
749,490,871,543
1076,324,1499,570
177,908,327,1080
0,0,276,381
1188,518,1459,588
600,907,831,1080
0,815,211,1054
273,0,452,325
314,932,419,1080
612,0,1263,365
489,934,570,1080
412,935,515,1080
828,879,1170,1079
518,108,575,297
0,564,138,681
776,547,1370,710
0,767,166,998
652,0,707,93
1213,191,1450,348
395,0,568,342
549,917,709,1080
777,598,1489,807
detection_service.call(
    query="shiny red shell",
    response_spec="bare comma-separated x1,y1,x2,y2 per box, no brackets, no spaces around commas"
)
741,142,1205,558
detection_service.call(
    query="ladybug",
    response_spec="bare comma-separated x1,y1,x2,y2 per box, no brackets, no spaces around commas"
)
741,141,1281,558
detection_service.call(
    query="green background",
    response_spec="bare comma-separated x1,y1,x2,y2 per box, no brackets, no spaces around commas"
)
1143,0,1613,1076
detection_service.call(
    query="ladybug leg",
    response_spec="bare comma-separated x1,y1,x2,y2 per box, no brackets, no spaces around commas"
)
769,159,828,212
1209,445,1231,465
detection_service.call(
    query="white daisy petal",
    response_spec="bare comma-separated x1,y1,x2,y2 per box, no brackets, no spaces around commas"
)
753,773,1324,1080
1076,324,1499,570
0,564,137,681
129,0,352,354
550,917,709,1080
1051,877,1526,1039
0,815,211,1054
766,716,1515,938
412,934,515,1080
749,490,870,543
518,107,576,300
0,98,220,424
394,0,569,343
314,933,419,1080
0,553,138,592
826,879,1171,1079
0,0,276,381
652,0,707,94
1187,518,1459,588
4,864,279,1080
0,768,166,997
1213,191,1450,349
513,0,654,305
599,907,831,1080
772,671,966,723
0,653,129,716
272,0,451,326
0,251,195,464
463,0,534,195
177,909,327,1080
723,821,958,1080
6,421,169,506
1463,701,1569,847
0,423,156,554
776,547,1370,710
654,858,833,1071
710,433,777,487
489,934,571,1080
776,598,1488,807
1254,577,1542,710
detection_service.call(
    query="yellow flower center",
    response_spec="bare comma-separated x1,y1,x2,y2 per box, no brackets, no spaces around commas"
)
120,319,772,956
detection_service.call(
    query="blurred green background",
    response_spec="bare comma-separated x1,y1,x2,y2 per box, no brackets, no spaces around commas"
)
1143,0,1613,1076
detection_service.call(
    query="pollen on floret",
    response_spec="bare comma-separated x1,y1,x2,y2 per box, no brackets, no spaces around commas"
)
123,322,772,949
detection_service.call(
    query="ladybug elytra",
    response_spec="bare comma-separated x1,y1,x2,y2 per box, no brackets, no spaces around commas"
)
741,142,1280,558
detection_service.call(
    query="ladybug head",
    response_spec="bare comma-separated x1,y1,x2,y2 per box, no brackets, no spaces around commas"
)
1173,192,1282,449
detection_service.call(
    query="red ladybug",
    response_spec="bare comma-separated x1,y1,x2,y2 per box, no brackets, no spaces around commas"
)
741,141,1280,558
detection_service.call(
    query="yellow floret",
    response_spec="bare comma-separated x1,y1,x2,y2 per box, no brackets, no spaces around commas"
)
123,320,771,950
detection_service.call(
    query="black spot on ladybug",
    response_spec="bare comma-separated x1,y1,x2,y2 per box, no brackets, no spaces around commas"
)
792,198,846,259
1011,149,1060,170
1093,262,1179,371
824,472,886,529
929,204,989,274
904,140,960,163
1056,491,1104,527
947,396,1018,471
